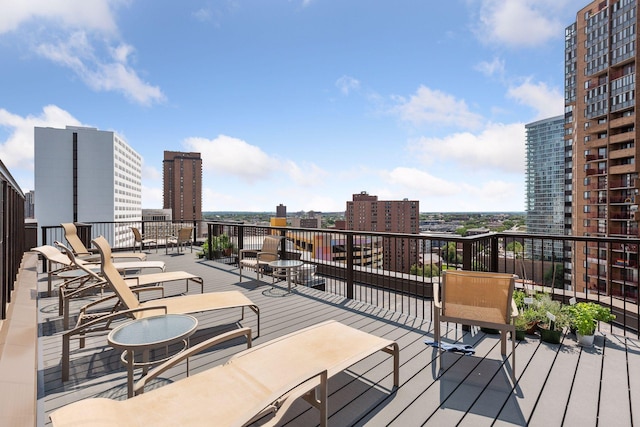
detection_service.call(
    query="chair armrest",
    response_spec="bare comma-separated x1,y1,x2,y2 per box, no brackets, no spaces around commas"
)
132,286,166,299
134,327,253,395
433,282,441,308
78,293,121,315
239,249,258,258
67,306,169,337
511,298,519,318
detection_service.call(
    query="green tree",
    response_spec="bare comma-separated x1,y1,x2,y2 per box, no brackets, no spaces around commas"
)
543,263,564,288
410,264,440,278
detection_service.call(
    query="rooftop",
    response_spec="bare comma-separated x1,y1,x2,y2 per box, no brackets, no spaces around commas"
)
13,248,639,426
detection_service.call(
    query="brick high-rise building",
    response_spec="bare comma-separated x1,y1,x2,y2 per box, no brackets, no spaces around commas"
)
163,151,202,222
566,0,639,300
346,191,419,273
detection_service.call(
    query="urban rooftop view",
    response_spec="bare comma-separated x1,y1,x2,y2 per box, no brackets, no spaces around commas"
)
3,0,640,426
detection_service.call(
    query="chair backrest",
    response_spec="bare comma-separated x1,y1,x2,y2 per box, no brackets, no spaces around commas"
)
131,227,143,242
61,222,91,255
441,270,515,324
259,236,284,262
31,245,73,267
177,227,193,243
92,236,142,312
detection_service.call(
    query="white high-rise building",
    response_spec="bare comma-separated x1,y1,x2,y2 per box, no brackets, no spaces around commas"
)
34,126,142,247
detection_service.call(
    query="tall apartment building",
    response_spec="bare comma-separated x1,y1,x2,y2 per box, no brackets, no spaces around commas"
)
24,190,35,219
566,0,639,300
162,151,202,223
34,126,142,246
346,191,419,273
525,116,566,262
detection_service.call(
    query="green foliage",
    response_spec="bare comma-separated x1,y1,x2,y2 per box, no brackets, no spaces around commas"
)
543,263,564,288
530,293,569,331
410,264,440,278
565,302,615,336
505,241,523,254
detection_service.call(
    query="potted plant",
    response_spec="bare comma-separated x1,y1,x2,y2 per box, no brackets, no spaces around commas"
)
215,234,234,256
514,315,528,341
534,293,569,344
566,302,615,347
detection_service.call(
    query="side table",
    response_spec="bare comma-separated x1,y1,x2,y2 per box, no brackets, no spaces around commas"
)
107,314,198,398
268,260,303,294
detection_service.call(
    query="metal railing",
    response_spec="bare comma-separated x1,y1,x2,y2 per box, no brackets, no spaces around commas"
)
0,160,25,320
20,218,640,336
205,221,640,337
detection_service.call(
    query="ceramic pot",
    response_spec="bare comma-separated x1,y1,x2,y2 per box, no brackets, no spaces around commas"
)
576,332,595,347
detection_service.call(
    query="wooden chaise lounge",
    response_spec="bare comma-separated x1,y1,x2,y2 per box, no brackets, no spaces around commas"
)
60,236,260,382
61,222,148,262
32,244,165,297
51,320,399,427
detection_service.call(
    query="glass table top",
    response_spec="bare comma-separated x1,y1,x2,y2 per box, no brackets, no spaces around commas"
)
108,314,198,349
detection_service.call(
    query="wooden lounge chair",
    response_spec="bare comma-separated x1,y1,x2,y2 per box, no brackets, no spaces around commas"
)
434,270,519,380
60,236,260,381
53,242,204,329
238,235,284,281
131,227,158,253
51,320,399,427
61,222,148,261
32,244,165,298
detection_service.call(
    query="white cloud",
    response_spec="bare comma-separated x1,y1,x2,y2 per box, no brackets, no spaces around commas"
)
0,0,120,35
336,75,361,95
0,105,82,170
184,134,279,182
1,0,164,105
507,78,564,120
409,122,525,174
391,85,483,130
384,167,461,197
0,105,83,189
36,32,165,106
475,0,570,47
475,57,506,78
284,160,328,187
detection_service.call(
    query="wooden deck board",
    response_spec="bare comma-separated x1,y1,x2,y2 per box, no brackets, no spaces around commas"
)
599,334,633,426
34,252,640,427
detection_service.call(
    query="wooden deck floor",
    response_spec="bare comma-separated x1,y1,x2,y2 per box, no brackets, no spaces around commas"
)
37,251,640,426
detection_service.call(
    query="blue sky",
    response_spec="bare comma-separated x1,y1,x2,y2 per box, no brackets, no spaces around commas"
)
0,0,585,212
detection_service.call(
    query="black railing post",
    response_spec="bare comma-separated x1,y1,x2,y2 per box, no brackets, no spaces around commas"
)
462,240,472,270
346,233,354,299
490,235,499,272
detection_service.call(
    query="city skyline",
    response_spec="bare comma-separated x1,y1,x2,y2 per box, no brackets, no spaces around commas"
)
0,1,585,212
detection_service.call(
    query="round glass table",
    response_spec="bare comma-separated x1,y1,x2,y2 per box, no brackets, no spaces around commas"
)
268,260,303,294
108,314,198,398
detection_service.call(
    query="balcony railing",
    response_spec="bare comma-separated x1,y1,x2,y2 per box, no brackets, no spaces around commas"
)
16,218,640,337
0,159,25,320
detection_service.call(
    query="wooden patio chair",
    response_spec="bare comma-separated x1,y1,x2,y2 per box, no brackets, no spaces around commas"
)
166,227,193,253
434,270,518,380
130,227,157,253
61,222,147,261
60,236,260,381
238,235,284,281
51,320,399,427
